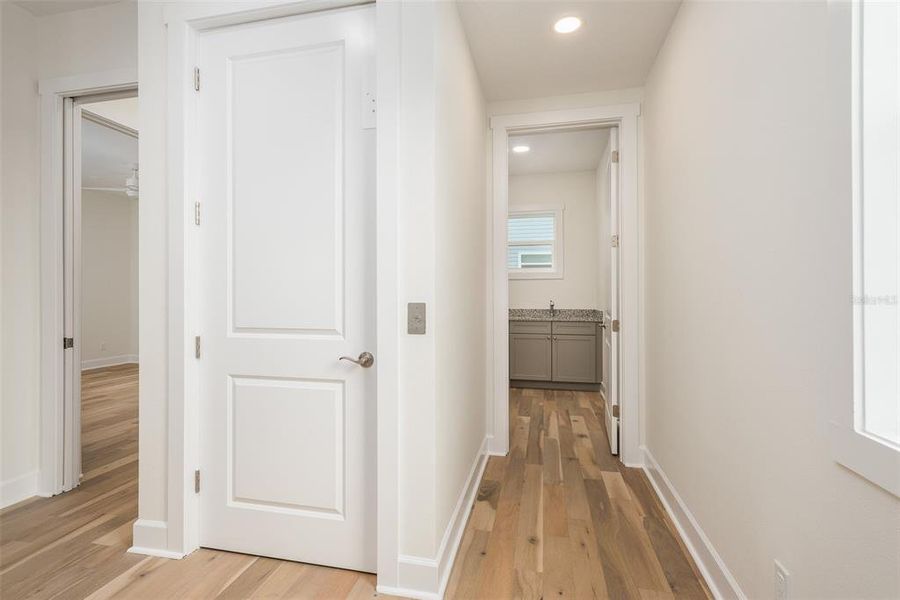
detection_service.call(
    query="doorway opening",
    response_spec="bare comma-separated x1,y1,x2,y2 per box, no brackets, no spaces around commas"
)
38,84,139,497
76,95,139,491
506,125,621,455
489,104,642,467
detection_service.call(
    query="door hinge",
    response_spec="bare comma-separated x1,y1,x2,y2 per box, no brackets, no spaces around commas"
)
612,404,620,418
611,234,619,248
193,67,200,92
611,319,620,333
611,150,619,163
63,337,74,349
194,469,200,493
194,201,201,226
195,335,201,359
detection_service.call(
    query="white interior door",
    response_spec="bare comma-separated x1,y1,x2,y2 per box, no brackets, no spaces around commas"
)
62,98,83,491
605,128,620,455
197,6,376,572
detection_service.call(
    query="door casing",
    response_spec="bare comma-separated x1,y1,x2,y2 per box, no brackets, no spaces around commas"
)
38,71,138,499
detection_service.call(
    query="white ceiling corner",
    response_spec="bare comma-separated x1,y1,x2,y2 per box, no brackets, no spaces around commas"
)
457,0,681,101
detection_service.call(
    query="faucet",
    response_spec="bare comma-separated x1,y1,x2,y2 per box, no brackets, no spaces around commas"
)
549,300,555,315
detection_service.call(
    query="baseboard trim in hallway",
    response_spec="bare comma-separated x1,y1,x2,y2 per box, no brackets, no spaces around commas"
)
642,447,747,600
388,436,489,599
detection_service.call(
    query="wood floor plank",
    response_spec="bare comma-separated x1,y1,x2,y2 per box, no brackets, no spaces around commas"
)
446,387,712,600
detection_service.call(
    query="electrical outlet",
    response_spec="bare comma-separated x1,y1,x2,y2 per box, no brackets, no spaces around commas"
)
774,560,790,600
100,342,107,351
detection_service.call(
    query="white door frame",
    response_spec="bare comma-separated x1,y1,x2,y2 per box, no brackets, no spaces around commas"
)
160,0,400,580
38,69,138,497
490,104,644,467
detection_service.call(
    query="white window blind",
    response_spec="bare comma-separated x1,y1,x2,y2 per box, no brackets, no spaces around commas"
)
507,209,563,278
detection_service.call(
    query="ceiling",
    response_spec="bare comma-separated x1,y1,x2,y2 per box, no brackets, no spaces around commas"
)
14,0,120,17
457,0,681,101
82,97,138,131
509,128,610,176
82,111,138,193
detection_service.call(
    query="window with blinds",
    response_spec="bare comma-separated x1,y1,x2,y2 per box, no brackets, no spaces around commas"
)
507,209,563,278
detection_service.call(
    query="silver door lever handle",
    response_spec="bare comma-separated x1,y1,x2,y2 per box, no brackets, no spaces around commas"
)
339,352,374,368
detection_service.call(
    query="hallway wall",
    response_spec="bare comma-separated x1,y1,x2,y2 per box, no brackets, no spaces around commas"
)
0,0,137,509
643,2,900,598
81,190,139,367
508,170,600,310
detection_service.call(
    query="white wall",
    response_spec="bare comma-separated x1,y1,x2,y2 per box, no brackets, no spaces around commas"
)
0,0,137,507
489,87,644,117
36,1,137,80
395,1,489,576
433,0,488,561
81,190,138,367
508,170,599,309
134,0,168,550
1,1,40,506
643,2,900,598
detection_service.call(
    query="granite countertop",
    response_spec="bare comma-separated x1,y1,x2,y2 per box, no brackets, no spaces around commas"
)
509,308,604,323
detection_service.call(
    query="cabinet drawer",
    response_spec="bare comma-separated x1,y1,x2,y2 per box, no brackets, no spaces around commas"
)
551,321,596,336
510,321,551,334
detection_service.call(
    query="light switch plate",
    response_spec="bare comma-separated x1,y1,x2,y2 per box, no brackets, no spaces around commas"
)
408,302,426,334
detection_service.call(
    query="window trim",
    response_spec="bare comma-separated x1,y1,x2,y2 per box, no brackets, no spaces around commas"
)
507,206,564,280
830,0,900,498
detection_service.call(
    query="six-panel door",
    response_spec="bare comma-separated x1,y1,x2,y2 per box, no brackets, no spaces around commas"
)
197,6,376,572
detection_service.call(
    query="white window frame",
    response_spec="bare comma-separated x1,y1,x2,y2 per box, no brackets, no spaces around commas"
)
830,0,900,498
507,206,564,280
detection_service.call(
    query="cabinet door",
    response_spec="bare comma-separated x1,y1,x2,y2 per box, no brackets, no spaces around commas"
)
510,333,552,381
552,335,597,383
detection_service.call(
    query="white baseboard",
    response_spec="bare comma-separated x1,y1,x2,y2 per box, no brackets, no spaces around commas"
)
128,518,184,559
82,354,138,371
376,584,439,600
392,436,489,599
0,470,39,509
127,546,185,559
642,447,746,600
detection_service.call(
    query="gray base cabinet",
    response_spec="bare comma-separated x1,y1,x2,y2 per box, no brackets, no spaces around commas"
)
509,333,552,381
552,334,596,382
510,320,602,386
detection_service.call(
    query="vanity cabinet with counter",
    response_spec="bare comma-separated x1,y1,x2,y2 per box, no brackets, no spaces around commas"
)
509,311,603,388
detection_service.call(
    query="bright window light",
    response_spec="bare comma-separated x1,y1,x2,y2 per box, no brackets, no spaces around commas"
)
511,145,530,153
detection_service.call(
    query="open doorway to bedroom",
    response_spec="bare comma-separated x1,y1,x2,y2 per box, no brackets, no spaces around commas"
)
76,95,139,491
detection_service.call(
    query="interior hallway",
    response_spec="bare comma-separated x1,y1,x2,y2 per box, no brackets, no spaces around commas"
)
446,388,711,599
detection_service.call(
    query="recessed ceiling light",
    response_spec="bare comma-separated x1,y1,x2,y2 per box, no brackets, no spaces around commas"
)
511,145,531,153
554,16,582,34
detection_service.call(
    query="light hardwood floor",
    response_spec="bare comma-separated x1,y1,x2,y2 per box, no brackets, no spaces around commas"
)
0,365,382,599
0,367,708,599
444,388,711,599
